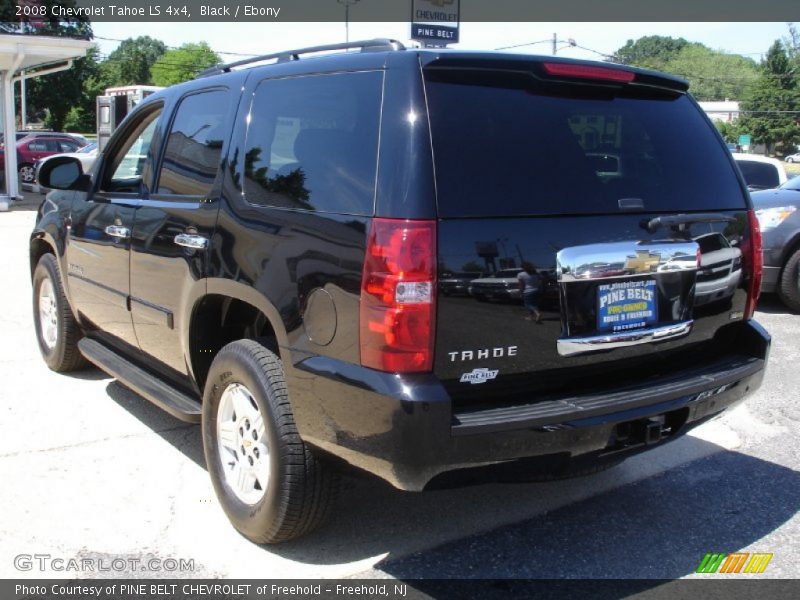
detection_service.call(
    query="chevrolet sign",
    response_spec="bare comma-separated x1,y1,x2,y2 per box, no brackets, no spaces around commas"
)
411,0,460,45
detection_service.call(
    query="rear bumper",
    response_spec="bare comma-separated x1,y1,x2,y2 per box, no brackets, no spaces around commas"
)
287,320,770,491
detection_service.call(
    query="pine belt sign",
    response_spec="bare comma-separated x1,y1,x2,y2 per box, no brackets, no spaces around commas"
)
411,0,460,46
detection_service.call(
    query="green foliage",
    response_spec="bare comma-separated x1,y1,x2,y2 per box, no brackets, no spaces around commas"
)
613,36,695,70
714,119,742,144
103,36,167,86
0,0,91,38
665,45,758,101
151,42,220,86
738,41,800,155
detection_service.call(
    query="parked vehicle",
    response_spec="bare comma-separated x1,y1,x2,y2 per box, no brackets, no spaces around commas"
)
751,176,800,311
732,153,788,190
2,134,86,184
468,268,524,301
693,232,743,307
1,131,89,147
784,152,800,163
439,271,483,296
32,40,769,544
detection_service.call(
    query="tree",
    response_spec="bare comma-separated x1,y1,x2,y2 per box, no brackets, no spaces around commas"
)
103,36,167,86
714,119,742,144
1,0,95,131
664,45,758,101
613,36,696,69
738,41,800,155
26,45,105,132
151,42,220,86
0,0,91,38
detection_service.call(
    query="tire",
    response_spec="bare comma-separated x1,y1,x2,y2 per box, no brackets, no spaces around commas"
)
787,158,795,163
19,163,35,184
32,253,88,372
202,339,338,544
778,248,800,313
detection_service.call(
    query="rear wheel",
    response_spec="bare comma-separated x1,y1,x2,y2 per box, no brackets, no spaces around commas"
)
778,248,800,313
32,253,88,372
18,163,35,184
202,339,338,543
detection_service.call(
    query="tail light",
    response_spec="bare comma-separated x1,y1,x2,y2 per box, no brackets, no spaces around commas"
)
360,218,436,372
743,209,763,319
542,62,636,83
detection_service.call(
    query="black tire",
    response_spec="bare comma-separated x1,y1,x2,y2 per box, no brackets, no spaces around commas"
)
32,253,88,372
778,248,800,313
202,339,338,544
18,163,35,184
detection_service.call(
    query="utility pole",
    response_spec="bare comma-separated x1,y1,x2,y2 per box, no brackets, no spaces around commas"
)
337,0,359,44
552,32,557,55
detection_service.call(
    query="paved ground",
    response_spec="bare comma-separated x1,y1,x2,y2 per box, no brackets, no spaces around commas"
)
0,193,797,581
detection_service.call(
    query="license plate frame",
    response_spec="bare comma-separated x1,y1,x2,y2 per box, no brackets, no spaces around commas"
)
596,279,658,333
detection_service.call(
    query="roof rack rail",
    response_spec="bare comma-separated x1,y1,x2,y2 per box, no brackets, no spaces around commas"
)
196,38,406,78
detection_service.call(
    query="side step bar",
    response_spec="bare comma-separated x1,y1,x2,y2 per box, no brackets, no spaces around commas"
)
78,338,202,423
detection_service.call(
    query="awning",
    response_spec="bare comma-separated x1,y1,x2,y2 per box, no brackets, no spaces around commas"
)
0,34,92,210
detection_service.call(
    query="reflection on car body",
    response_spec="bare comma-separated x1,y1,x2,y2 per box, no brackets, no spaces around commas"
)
468,268,523,301
693,232,742,306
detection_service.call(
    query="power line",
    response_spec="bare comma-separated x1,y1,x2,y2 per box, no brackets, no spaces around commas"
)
93,35,257,58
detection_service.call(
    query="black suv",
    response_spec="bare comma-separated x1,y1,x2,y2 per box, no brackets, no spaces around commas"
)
32,40,770,543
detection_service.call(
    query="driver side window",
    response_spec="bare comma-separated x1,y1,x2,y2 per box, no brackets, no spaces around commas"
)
102,108,162,193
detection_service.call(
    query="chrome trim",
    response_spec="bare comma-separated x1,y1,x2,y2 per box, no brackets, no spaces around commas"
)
174,233,209,250
557,240,699,282
104,225,130,239
557,320,694,357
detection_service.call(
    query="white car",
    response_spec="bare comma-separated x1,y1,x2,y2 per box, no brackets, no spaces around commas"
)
732,153,788,190
785,152,800,163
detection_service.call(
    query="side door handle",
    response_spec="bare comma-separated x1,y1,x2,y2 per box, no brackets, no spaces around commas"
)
104,225,130,239
174,233,209,250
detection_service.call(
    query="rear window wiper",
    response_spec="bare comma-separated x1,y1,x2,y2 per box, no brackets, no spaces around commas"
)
643,213,737,234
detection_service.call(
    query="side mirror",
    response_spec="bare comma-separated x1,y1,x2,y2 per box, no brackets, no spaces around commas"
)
37,156,90,192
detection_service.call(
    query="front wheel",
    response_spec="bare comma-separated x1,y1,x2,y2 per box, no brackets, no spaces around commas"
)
32,253,87,372
202,340,338,543
19,163,35,184
778,248,800,313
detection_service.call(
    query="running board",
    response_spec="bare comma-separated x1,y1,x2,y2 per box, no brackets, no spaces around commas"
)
78,338,202,423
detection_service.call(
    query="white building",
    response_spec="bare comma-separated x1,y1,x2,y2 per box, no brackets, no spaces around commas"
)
698,100,741,123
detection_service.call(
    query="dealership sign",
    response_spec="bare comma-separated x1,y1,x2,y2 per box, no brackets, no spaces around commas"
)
411,0,460,45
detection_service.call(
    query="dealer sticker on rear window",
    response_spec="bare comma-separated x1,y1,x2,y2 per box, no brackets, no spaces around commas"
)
597,279,658,332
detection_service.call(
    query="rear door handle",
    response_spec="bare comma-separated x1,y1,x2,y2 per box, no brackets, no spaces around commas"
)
104,225,130,239
174,233,209,250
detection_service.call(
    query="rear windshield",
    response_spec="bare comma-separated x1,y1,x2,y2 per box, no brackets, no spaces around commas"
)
735,160,780,190
424,68,747,217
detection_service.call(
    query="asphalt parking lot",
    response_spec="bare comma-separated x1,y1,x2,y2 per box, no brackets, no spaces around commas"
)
0,193,798,581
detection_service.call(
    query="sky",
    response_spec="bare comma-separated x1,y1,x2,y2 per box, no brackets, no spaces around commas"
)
91,21,793,63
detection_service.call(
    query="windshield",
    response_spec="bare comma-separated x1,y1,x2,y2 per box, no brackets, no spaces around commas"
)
424,68,748,217
495,269,522,278
780,175,800,191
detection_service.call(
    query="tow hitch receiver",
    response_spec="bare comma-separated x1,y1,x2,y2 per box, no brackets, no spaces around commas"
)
645,419,664,445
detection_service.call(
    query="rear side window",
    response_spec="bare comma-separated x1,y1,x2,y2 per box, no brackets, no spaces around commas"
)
243,71,382,215
735,160,780,190
157,89,229,196
424,69,747,217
